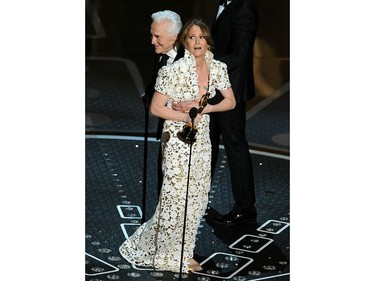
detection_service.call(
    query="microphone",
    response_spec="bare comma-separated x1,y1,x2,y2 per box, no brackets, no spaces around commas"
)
177,107,198,144
189,107,198,123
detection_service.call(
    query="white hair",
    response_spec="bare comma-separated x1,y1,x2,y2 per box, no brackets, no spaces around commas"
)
151,10,182,36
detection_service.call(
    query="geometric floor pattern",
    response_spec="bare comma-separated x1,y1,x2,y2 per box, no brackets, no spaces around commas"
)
85,137,290,281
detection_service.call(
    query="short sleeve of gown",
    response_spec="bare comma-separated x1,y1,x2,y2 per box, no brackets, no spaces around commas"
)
154,66,172,95
215,62,231,91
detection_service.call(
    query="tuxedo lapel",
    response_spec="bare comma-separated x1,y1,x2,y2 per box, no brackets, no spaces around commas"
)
174,44,185,62
213,0,242,26
211,5,221,26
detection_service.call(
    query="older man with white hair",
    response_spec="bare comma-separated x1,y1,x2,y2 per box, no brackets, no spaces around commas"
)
142,10,184,196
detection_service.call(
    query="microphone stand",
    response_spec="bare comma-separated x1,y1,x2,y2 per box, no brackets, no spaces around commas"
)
179,108,198,279
141,104,149,224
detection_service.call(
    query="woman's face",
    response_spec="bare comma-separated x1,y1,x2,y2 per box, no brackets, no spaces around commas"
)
185,25,208,59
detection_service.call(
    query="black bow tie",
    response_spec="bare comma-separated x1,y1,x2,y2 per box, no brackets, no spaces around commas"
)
158,54,169,68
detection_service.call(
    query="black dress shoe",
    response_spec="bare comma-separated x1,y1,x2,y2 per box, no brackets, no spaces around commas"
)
212,209,257,225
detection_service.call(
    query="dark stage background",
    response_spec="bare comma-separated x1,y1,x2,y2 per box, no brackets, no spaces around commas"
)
86,0,290,99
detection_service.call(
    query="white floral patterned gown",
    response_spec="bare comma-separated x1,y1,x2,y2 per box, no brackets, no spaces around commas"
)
119,50,231,273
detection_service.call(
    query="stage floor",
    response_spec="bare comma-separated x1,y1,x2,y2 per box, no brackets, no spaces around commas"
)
85,57,290,280
85,137,289,281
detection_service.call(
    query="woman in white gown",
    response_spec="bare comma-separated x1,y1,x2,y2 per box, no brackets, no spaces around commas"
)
119,18,235,273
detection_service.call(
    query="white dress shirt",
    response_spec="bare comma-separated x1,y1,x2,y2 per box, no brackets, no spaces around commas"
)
216,0,232,19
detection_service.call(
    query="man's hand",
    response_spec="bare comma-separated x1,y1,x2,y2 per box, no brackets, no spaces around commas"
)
172,100,200,113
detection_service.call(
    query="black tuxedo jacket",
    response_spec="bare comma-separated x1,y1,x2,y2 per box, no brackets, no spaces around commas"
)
210,0,259,104
144,46,184,102
144,45,184,139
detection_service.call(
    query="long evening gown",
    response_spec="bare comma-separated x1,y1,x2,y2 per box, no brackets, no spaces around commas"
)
119,50,230,273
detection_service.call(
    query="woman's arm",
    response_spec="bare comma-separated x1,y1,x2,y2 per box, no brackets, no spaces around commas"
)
170,87,235,115
201,87,236,114
150,91,190,123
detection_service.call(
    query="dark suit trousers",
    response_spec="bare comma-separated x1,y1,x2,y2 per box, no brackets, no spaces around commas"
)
210,101,256,214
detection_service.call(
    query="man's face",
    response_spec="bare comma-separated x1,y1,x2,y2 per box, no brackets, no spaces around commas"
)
150,20,178,54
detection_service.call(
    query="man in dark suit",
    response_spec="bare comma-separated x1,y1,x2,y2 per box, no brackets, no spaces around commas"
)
142,10,184,195
208,0,259,225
